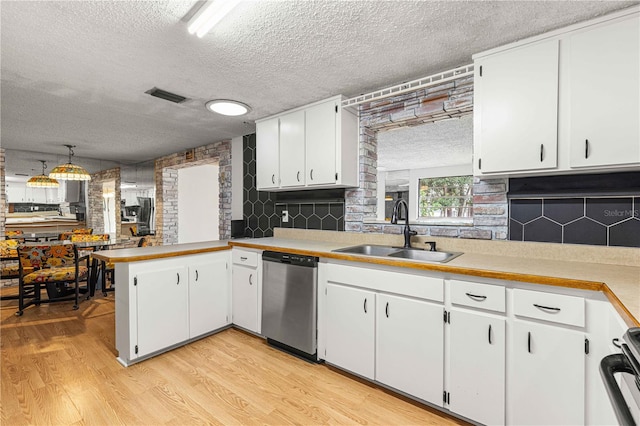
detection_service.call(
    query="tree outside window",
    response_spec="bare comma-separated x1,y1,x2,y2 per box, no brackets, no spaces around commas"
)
418,176,473,218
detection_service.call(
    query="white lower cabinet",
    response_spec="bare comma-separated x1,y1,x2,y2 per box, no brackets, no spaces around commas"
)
376,293,444,405
115,251,231,366
448,309,505,425
325,283,375,379
136,265,190,358
189,257,230,338
508,320,585,426
231,249,261,334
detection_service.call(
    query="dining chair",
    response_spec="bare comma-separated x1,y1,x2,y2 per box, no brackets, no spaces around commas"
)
1,240,21,301
15,243,90,315
5,230,25,242
58,232,74,241
72,228,93,234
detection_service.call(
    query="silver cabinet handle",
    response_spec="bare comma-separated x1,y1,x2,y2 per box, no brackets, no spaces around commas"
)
363,298,367,313
488,324,492,345
296,171,300,182
533,303,561,313
249,274,253,285
271,174,275,184
310,169,314,180
195,270,198,282
240,256,247,261
177,273,180,285
385,302,389,318
540,144,544,162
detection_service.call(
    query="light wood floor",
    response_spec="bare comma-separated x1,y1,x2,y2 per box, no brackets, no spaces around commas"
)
1,287,466,425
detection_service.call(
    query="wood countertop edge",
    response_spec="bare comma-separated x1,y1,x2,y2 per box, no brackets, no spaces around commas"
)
92,245,230,263
230,240,639,327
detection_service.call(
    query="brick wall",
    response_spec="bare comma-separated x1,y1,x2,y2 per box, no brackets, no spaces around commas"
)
155,140,232,245
349,75,508,240
88,168,121,238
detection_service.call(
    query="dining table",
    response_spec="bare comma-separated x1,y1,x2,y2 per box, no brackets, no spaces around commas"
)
19,231,61,242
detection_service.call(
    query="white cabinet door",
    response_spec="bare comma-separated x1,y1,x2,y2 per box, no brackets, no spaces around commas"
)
376,293,444,405
568,17,640,168
305,99,337,186
279,110,306,187
449,309,505,425
325,283,375,379
476,39,559,173
509,320,585,426
232,264,259,333
256,117,280,190
136,266,189,358
189,256,229,338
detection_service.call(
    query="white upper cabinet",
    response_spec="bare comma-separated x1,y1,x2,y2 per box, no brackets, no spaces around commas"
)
278,110,306,187
305,99,338,186
255,95,359,191
475,40,559,173
567,16,640,168
474,9,640,176
256,118,280,189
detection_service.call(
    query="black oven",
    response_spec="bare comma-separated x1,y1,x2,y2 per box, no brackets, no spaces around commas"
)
601,328,640,425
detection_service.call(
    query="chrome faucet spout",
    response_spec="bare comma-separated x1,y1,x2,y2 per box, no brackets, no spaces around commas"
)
391,199,416,248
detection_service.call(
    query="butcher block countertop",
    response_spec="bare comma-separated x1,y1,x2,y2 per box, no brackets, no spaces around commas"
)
91,237,639,327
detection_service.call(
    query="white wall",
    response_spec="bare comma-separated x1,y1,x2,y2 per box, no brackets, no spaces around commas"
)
178,164,219,243
231,136,243,220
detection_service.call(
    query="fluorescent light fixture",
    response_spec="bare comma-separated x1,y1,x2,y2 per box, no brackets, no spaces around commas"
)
188,0,241,38
206,99,251,116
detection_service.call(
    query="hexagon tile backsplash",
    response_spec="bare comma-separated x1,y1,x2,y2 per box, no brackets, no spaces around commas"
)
509,197,640,247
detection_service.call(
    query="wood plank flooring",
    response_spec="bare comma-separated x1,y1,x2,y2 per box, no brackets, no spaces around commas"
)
1,287,466,425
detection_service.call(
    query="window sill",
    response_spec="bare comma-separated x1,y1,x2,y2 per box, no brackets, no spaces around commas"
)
363,218,474,227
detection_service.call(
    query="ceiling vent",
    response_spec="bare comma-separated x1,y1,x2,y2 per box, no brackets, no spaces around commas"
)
145,87,187,104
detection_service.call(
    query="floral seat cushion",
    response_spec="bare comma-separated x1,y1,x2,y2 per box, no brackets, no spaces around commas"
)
0,240,19,258
22,266,88,284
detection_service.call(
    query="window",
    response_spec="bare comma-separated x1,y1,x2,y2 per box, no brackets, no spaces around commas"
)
418,175,473,219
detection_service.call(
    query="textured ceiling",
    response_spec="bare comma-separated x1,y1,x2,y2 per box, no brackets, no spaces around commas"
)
1,0,637,166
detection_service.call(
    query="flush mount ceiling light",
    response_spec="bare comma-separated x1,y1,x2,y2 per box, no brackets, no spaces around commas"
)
27,160,60,188
49,144,92,181
206,99,251,116
188,0,241,38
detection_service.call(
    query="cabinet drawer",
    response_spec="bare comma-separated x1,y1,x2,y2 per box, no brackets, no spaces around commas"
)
232,250,258,268
513,289,584,327
450,280,506,313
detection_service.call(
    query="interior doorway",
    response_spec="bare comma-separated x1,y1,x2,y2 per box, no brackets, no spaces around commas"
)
102,180,116,236
178,164,219,243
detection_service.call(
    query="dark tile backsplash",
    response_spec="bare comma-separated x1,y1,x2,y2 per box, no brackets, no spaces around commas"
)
243,134,344,238
509,197,640,247
11,203,59,213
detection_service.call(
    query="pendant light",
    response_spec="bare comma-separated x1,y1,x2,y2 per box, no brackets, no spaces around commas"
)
49,144,92,181
27,160,60,188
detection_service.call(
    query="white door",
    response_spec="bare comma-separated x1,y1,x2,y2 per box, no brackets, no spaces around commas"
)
256,118,280,189
305,99,337,185
231,265,258,333
508,320,585,426
279,110,306,187
448,309,505,425
178,164,219,243
376,293,444,405
476,39,559,173
136,266,189,358
189,256,229,338
325,283,375,379
568,17,640,168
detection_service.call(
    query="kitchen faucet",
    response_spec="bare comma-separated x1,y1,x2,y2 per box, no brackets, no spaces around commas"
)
391,199,417,249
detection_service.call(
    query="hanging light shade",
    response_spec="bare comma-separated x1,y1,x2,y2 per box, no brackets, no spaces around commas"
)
49,144,91,181
27,160,60,188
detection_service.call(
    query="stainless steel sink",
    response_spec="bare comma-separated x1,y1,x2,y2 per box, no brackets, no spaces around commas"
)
333,244,402,257
387,249,462,263
332,244,462,263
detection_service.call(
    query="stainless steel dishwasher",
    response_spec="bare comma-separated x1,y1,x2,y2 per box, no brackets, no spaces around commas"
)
261,251,318,361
